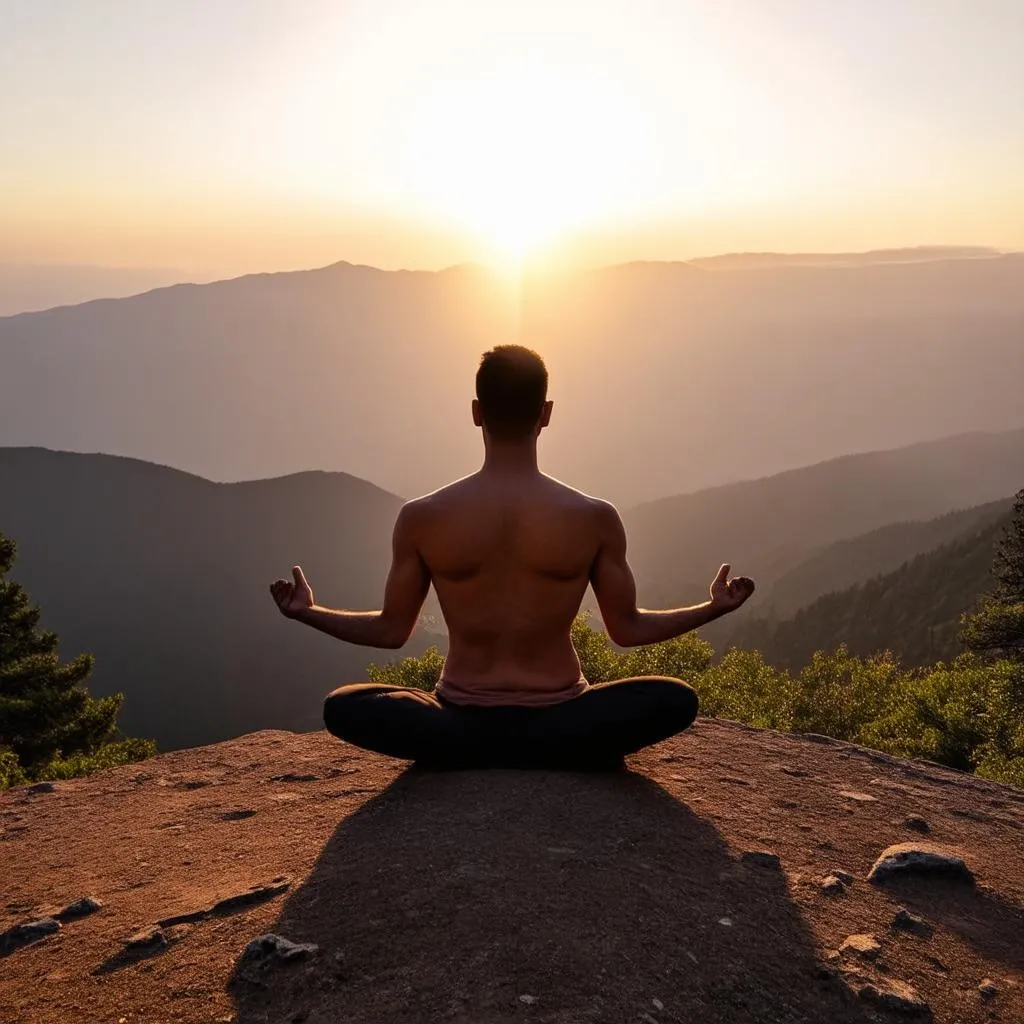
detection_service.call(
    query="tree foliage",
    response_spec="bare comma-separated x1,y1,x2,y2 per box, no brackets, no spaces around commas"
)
731,514,1008,670
0,532,156,789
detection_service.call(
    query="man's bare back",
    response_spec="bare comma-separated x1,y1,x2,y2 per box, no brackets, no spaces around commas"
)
409,470,606,705
269,344,754,748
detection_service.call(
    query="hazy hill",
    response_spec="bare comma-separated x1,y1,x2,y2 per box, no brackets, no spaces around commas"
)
728,512,1011,669
764,498,1014,617
2,251,1023,503
0,262,515,500
0,263,211,316
621,428,1024,611
687,246,1005,270
0,448,429,751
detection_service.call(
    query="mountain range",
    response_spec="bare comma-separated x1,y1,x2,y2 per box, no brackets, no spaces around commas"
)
2,430,1021,749
622,428,1024,610
2,251,1023,504
0,263,214,317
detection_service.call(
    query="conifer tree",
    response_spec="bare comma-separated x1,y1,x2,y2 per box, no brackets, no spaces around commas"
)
0,532,155,786
961,487,1024,661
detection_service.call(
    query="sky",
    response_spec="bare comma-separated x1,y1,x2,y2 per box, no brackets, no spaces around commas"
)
1,0,1023,275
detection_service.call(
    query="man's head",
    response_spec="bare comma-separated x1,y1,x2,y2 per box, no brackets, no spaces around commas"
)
473,345,552,442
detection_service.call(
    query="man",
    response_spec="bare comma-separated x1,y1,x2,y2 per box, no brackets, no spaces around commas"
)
270,345,754,769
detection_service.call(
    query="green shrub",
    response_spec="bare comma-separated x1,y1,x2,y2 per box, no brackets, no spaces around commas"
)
699,649,795,730
367,645,445,691
0,748,26,789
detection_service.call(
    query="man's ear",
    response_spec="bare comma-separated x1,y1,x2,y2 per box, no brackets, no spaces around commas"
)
472,398,483,427
538,400,553,430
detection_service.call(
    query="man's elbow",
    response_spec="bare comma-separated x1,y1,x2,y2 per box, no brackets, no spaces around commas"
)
377,617,413,649
605,615,640,648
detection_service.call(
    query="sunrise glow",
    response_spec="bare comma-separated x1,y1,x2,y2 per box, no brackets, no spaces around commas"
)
398,60,659,264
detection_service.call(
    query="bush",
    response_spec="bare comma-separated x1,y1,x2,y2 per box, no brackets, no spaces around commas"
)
0,748,26,789
699,649,795,730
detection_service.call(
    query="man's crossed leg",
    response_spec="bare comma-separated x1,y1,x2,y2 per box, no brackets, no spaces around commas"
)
323,676,698,770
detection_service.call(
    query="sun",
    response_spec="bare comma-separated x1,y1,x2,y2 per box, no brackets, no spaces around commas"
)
400,60,657,267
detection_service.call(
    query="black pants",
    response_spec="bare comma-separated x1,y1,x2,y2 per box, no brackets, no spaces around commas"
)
322,677,698,769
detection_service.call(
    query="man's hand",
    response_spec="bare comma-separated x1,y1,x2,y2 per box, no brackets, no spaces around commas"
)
270,566,315,620
709,563,755,614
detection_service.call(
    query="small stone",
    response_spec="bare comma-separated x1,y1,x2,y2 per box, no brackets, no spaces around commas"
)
219,809,257,821
855,979,929,1015
652,997,664,1011
840,934,882,960
717,917,732,927
839,790,877,802
903,815,930,833
832,870,854,885
269,772,319,783
518,994,538,1005
242,933,318,963
639,1014,660,1024
978,978,998,1000
55,897,103,921
891,907,932,936
867,843,973,884
820,875,846,895
0,917,61,954
685,951,698,963
25,781,55,794
740,850,780,869
124,926,167,951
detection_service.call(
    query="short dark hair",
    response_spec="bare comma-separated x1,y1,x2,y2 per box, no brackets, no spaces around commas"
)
475,345,548,441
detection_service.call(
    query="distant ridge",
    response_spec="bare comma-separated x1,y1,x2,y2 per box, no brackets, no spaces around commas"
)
729,510,1012,668
623,428,1024,610
0,447,424,751
687,246,1006,271
3,250,1022,502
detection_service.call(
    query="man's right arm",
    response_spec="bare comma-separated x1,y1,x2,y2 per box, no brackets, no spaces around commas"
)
589,502,754,648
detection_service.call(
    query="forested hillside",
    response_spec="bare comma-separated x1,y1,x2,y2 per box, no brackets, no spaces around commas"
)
727,513,1011,668
763,498,1013,616
622,430,1024,609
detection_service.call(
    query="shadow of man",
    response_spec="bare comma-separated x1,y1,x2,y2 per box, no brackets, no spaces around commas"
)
230,767,872,1024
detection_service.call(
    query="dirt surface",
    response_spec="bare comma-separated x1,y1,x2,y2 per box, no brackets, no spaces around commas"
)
1,719,1022,1024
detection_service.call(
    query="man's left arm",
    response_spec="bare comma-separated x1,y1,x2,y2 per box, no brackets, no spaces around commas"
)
269,503,431,648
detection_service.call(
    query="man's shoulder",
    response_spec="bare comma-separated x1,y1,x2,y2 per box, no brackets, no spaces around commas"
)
541,474,618,513
539,478,623,534
401,476,476,515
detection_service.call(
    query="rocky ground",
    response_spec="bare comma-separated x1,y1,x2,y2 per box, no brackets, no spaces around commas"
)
1,719,1022,1024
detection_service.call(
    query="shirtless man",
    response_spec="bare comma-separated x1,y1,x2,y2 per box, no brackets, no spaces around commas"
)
270,345,755,769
